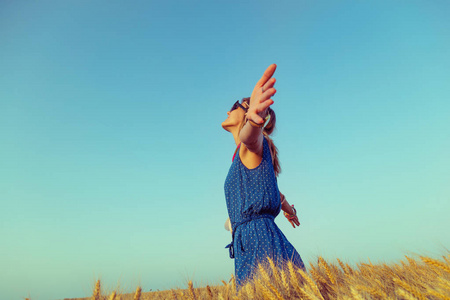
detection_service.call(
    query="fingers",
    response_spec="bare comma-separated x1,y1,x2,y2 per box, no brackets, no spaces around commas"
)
254,87,276,113
255,99,274,114
248,88,275,123
262,78,276,93
290,217,300,228
257,64,277,88
262,87,276,100
250,99,274,123
247,65,277,123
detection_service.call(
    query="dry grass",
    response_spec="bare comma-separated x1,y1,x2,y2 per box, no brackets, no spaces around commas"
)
61,251,450,300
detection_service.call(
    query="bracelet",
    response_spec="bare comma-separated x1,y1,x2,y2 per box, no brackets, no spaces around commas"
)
248,114,271,129
283,204,296,218
248,119,264,128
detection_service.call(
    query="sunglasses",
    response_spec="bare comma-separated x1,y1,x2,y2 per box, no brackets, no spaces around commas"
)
230,100,248,113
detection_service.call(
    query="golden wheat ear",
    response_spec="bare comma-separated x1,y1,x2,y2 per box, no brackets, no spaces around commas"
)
420,256,450,274
206,285,213,299
267,257,281,283
133,286,141,300
108,291,116,300
188,280,197,300
318,256,336,284
92,279,101,300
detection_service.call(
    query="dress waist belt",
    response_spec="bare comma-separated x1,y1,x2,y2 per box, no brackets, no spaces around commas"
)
225,214,275,259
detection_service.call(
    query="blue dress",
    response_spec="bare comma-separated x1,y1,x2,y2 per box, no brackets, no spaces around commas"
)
224,137,306,287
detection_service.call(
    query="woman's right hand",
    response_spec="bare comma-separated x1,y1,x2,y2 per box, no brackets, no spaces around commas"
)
246,64,277,125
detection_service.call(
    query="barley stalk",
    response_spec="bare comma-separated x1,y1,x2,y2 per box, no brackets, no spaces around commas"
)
405,255,418,268
319,256,336,284
237,285,246,300
187,280,196,300
280,269,290,295
437,277,450,290
401,260,408,268
357,263,371,278
267,281,284,300
256,279,277,300
345,263,354,275
356,284,387,299
443,254,450,265
133,286,141,300
267,257,281,283
393,277,426,300
350,287,364,300
309,263,328,285
171,289,178,300
420,256,450,274
297,267,324,300
108,291,116,300
224,279,230,300
287,261,299,283
336,258,348,275
396,287,417,300
258,263,272,285
92,280,101,300
426,288,448,299
245,282,255,299
230,274,237,296
290,279,315,300
206,285,213,299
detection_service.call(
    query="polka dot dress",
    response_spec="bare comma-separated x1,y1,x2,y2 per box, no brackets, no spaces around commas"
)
224,137,306,287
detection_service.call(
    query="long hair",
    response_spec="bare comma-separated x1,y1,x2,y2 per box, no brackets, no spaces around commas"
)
240,97,281,177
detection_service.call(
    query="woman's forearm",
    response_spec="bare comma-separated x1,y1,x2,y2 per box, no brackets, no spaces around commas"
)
239,121,264,153
280,192,295,215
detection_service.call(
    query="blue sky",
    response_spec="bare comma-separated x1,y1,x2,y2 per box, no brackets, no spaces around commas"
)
1,1,449,299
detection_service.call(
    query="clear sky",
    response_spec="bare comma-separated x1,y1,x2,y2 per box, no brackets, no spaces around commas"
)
1,1,449,299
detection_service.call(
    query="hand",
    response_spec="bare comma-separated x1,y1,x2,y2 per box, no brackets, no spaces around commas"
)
284,205,300,228
247,64,277,124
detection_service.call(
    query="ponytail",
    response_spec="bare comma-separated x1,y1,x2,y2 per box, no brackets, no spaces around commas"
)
262,107,281,177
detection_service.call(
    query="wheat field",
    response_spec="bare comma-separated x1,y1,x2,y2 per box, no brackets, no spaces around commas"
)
57,252,450,300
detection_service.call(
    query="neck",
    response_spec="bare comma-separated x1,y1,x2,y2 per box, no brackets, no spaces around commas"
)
230,127,241,146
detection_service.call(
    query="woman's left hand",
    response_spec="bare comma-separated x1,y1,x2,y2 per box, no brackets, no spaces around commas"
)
287,215,300,228
247,64,278,125
284,205,300,228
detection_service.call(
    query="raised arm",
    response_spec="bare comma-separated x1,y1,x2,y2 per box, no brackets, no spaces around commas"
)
239,64,277,154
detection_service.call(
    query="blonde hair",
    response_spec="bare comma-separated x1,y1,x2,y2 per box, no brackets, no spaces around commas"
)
240,97,281,177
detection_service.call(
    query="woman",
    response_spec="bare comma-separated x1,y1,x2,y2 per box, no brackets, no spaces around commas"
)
222,64,306,287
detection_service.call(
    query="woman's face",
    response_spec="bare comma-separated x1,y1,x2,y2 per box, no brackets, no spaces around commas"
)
221,101,248,132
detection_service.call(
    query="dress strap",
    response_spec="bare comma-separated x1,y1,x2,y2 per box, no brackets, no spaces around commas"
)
232,142,241,162
225,214,275,259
